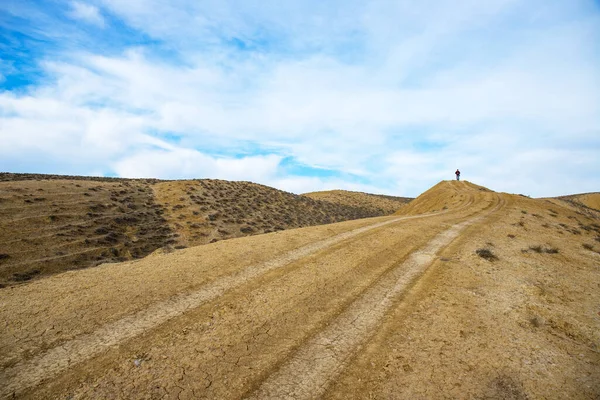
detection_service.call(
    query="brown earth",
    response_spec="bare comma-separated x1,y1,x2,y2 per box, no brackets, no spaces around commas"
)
303,190,412,215
1,180,598,399
0,173,391,286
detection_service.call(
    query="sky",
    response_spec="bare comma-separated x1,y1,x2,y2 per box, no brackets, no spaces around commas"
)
0,0,599,198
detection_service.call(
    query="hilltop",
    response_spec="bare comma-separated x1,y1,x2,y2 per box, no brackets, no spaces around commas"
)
0,173,403,286
1,180,598,399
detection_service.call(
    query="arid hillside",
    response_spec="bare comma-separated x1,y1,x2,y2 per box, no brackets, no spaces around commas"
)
303,189,412,214
550,192,600,216
0,173,395,286
0,175,174,287
152,180,396,249
2,180,598,399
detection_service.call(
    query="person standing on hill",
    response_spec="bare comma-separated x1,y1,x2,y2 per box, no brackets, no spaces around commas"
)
455,169,461,181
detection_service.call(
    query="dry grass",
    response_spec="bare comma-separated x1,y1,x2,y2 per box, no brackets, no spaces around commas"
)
0,174,410,285
476,248,498,261
528,245,560,254
0,174,174,286
152,179,400,249
303,190,411,215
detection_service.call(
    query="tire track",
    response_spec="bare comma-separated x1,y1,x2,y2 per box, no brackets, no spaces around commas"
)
0,209,455,399
248,195,504,400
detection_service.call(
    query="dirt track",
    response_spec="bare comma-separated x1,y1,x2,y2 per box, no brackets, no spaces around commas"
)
1,181,599,399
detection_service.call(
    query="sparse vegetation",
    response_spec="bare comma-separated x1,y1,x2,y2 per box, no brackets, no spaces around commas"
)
12,269,40,282
0,174,175,286
476,248,498,261
582,243,594,251
528,245,559,254
529,316,542,328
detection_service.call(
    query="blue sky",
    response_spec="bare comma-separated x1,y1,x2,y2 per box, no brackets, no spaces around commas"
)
1,0,599,197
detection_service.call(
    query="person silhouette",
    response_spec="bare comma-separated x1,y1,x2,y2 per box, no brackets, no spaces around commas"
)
455,169,460,181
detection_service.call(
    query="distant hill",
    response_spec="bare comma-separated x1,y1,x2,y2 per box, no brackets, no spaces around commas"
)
0,173,397,286
151,180,391,248
303,190,412,215
551,192,600,212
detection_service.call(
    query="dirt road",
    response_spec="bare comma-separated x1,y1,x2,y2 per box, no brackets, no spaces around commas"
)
2,181,599,399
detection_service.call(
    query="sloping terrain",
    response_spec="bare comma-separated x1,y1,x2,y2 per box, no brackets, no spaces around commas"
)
152,180,393,249
551,192,600,215
303,190,412,215
0,173,388,286
1,180,599,399
0,176,174,287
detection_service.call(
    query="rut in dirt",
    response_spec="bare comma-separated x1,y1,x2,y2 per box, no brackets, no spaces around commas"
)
1,210,455,399
248,195,503,400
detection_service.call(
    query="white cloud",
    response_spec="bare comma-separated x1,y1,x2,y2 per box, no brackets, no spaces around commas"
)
1,0,599,197
68,1,105,27
112,148,283,182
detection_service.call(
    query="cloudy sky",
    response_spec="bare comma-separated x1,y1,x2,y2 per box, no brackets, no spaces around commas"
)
1,0,599,197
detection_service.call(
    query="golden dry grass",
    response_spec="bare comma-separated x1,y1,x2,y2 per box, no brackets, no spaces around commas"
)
302,189,411,214
554,192,600,211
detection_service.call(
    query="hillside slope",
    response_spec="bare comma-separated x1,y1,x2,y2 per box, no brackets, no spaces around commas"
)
2,180,598,399
152,180,393,249
0,173,392,286
550,192,600,216
303,189,412,214
0,176,174,286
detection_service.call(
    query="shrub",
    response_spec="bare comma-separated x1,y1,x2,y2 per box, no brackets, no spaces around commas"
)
582,243,594,251
529,245,543,253
476,248,498,261
528,245,559,254
12,269,40,282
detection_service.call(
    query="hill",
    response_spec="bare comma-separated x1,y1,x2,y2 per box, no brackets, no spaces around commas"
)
302,189,412,214
2,180,598,399
0,173,394,286
550,192,600,215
